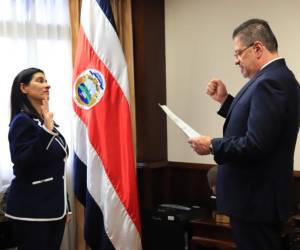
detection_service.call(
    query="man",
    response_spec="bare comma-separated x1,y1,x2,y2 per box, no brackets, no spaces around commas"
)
189,19,300,250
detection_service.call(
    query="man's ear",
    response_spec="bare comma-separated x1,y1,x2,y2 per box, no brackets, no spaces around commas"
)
254,41,264,58
20,83,28,94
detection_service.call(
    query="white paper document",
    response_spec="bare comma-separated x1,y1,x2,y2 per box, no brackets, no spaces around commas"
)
159,104,200,138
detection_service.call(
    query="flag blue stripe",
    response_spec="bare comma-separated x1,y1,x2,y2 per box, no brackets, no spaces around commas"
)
85,191,116,250
74,153,116,250
95,0,117,32
73,153,87,206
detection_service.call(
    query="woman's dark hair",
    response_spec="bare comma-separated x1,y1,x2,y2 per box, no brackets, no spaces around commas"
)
10,67,44,122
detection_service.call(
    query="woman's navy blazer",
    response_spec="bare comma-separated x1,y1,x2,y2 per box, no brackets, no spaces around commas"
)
5,112,69,221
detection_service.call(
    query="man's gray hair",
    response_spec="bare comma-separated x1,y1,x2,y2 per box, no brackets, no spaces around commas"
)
232,19,278,52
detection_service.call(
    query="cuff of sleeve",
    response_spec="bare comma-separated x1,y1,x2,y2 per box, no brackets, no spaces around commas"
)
42,125,58,136
217,94,234,118
211,138,225,165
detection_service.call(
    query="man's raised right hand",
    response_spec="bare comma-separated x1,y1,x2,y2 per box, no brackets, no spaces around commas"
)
206,79,228,104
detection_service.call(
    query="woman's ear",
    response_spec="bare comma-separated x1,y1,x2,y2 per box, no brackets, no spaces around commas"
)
20,83,28,94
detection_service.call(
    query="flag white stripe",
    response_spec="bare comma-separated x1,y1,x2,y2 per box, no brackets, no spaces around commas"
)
73,113,142,250
81,0,130,101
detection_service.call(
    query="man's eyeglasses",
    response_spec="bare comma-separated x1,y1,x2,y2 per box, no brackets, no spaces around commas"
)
234,43,254,59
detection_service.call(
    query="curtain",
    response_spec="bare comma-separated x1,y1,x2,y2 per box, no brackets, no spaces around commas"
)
110,0,136,145
0,1,74,249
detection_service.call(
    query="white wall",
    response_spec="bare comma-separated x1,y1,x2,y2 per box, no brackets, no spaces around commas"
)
165,0,300,169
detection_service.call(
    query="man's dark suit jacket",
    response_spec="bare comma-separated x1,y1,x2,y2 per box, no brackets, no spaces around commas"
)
212,59,300,222
5,112,69,221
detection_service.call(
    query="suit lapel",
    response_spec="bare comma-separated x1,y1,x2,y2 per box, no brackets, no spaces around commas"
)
227,78,255,116
223,58,286,133
222,77,256,133
33,118,69,157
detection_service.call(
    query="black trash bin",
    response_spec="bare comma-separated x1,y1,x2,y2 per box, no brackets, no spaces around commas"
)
142,204,208,250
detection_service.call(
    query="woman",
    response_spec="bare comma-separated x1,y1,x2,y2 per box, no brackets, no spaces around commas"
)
5,67,70,250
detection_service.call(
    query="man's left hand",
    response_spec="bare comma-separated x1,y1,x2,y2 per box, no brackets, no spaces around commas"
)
188,135,212,155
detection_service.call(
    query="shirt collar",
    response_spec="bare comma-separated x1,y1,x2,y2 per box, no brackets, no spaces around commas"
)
260,57,284,70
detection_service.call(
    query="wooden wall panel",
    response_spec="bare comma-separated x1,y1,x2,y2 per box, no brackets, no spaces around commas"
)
132,0,167,162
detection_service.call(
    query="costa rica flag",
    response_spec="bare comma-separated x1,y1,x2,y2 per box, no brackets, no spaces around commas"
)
72,0,142,249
